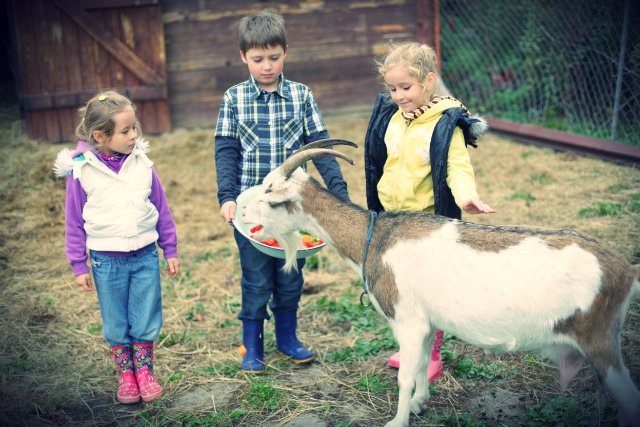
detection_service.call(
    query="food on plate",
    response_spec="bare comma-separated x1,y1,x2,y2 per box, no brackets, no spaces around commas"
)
248,226,324,249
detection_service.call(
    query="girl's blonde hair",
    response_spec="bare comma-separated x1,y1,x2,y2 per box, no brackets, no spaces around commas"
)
376,41,438,88
75,90,140,146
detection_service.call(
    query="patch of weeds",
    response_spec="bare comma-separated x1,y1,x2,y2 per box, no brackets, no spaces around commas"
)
325,332,397,362
314,294,386,331
242,377,286,411
436,411,490,426
183,409,248,427
578,202,622,218
8,353,33,374
168,371,185,382
627,200,640,213
357,374,391,395
503,190,536,206
218,318,236,329
529,172,555,185
305,254,319,270
515,395,586,426
42,296,55,306
159,330,190,347
218,246,233,258
87,323,101,334
185,301,205,321
223,300,241,314
520,150,536,159
197,361,240,378
452,357,506,381
194,250,217,263
608,183,631,192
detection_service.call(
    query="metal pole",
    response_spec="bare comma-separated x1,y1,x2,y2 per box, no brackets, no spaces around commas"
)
611,0,630,141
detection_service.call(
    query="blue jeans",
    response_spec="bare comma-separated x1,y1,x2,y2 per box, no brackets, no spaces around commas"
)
90,243,163,347
234,229,305,321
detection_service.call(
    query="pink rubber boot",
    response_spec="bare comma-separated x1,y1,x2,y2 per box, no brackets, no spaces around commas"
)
111,346,140,404
133,343,163,402
387,329,445,382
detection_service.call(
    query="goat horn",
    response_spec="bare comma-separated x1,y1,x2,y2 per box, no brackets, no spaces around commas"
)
281,148,355,179
293,138,358,153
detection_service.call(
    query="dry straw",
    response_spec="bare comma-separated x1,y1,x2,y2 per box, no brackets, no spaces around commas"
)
0,110,638,426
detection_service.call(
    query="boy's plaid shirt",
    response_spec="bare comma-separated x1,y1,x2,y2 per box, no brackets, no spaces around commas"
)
215,75,327,192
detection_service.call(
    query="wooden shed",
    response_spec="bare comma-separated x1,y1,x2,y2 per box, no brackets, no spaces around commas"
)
6,0,436,142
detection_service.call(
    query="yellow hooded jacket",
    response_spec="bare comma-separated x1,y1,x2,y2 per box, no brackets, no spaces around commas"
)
377,97,479,212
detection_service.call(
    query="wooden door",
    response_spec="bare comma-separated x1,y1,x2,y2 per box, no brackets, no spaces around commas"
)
6,0,171,142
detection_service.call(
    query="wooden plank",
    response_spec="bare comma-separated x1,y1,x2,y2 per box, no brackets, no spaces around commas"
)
52,0,164,84
21,85,168,110
83,0,159,9
105,9,126,88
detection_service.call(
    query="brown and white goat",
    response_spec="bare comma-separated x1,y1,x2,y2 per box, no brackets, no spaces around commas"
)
241,139,640,427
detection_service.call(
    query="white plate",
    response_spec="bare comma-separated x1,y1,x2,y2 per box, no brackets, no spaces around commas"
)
232,185,327,259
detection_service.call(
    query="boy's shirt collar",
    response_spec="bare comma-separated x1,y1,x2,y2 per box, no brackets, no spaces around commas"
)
248,74,291,100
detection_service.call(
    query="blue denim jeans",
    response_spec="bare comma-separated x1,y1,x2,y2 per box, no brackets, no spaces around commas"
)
234,229,305,321
90,243,163,347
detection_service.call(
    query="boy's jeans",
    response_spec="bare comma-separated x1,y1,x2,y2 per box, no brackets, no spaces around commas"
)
90,243,163,347
234,229,305,320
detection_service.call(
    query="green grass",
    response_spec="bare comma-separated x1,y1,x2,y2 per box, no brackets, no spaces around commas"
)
357,374,392,395
503,190,536,206
578,202,623,218
242,377,287,411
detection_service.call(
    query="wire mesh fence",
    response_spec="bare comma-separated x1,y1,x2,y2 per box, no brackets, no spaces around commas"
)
439,0,639,146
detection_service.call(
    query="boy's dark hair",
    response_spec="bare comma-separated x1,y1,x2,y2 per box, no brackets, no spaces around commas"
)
238,9,287,53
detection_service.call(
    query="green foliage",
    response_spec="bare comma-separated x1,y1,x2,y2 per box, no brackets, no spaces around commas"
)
182,409,248,427
529,172,555,185
503,190,536,206
436,411,491,427
578,202,623,218
440,0,639,146
451,357,507,381
196,361,240,378
314,294,385,331
357,374,392,395
242,378,286,411
515,395,587,426
185,301,205,321
87,324,101,335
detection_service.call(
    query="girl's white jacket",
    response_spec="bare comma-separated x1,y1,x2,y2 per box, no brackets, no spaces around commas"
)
54,139,159,252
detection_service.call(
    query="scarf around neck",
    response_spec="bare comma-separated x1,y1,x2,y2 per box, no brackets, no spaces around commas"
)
401,95,470,123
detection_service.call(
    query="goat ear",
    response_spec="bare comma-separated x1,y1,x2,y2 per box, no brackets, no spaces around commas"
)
264,185,295,204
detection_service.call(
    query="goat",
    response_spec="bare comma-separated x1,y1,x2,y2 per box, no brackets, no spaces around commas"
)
240,139,640,427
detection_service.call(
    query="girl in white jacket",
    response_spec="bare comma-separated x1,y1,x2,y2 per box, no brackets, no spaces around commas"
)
54,91,180,404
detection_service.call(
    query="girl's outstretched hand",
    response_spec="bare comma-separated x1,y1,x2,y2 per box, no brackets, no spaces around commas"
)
75,273,93,291
462,199,496,215
165,257,180,279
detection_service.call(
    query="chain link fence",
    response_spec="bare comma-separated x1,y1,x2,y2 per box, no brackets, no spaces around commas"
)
439,0,639,146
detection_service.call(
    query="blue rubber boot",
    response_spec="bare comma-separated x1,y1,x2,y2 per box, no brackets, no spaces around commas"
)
274,311,315,364
241,320,265,373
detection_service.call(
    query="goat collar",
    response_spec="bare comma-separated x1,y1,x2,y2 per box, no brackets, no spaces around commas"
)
360,210,378,306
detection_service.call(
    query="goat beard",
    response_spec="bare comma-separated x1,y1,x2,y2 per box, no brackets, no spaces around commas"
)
269,230,301,273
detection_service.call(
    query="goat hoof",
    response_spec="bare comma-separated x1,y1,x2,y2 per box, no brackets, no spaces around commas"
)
410,400,427,415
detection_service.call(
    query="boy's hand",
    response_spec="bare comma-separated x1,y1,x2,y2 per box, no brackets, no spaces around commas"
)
75,273,93,291
165,257,180,279
462,199,496,215
220,201,237,225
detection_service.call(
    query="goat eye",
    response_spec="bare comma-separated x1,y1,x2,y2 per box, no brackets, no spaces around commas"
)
268,201,284,209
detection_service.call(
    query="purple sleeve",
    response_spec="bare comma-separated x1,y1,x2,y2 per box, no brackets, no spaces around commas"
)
65,175,90,276
150,169,178,260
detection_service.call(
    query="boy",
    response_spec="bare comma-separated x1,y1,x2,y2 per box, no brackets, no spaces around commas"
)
214,9,350,374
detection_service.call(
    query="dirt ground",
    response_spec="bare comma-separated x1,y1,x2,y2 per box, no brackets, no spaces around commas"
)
0,108,639,426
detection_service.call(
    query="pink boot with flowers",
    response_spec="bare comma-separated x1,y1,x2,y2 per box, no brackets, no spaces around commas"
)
111,346,140,404
133,343,163,402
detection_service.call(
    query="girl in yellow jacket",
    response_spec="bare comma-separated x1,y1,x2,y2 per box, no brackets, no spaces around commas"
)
365,42,495,381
